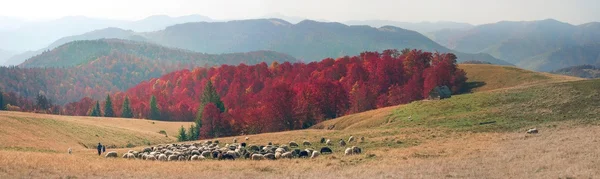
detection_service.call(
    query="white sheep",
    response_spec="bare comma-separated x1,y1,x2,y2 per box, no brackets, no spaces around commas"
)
146,155,156,161
251,154,264,160
311,151,320,159
233,137,238,143
344,148,353,156
158,154,168,161
339,139,346,146
302,140,311,146
68,148,72,155
326,139,332,146
105,151,118,158
245,137,249,141
348,136,355,143
281,152,293,159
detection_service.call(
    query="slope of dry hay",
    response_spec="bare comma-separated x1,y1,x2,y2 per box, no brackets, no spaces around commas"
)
0,111,192,151
0,123,597,179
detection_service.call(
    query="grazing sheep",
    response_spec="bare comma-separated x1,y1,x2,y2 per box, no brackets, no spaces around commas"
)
105,151,118,158
311,151,320,159
320,147,333,154
275,152,282,159
220,153,236,160
351,146,362,154
263,153,276,160
143,147,152,153
275,147,286,154
245,137,249,141
146,155,156,161
201,151,211,158
292,149,301,157
268,142,273,145
360,136,365,142
191,150,200,156
212,151,220,159
168,155,179,161
241,143,247,148
281,152,293,159
178,156,186,161
68,148,72,155
344,148,353,156
226,151,240,158
326,139,332,146
248,145,260,152
289,141,299,148
214,140,219,144
251,154,264,160
527,128,538,134
320,138,326,143
158,154,168,161
305,148,314,154
190,155,200,161
348,136,355,143
299,151,309,158
339,139,346,146
123,153,136,159
233,138,237,143
302,140,311,146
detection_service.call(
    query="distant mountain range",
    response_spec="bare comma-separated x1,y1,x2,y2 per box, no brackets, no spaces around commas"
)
6,18,509,67
142,19,507,64
344,20,473,34
429,19,600,71
0,14,213,52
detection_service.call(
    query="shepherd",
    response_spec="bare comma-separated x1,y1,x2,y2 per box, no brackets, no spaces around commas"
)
97,143,102,156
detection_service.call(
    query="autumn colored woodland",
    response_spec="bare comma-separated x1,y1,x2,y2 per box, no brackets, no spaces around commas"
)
53,49,467,138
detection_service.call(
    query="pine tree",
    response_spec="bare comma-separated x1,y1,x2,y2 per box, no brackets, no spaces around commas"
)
103,94,115,117
121,96,133,118
149,95,161,120
201,80,225,112
90,101,102,117
0,90,5,110
187,123,198,141
177,125,188,142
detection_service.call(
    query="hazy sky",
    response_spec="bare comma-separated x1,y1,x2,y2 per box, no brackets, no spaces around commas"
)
1,0,598,25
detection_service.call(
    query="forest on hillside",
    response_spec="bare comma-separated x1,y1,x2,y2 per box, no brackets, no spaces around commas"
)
58,49,467,139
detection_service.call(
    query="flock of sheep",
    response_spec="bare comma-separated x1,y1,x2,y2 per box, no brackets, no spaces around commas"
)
104,136,365,161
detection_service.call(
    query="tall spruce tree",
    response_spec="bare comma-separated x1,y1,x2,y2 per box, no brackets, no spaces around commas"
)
0,90,5,110
121,96,133,118
90,101,102,117
187,123,198,141
195,80,224,138
177,125,188,142
104,94,115,117
149,95,161,120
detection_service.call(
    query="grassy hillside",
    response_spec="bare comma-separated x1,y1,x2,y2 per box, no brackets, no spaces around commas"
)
0,111,191,151
0,64,598,178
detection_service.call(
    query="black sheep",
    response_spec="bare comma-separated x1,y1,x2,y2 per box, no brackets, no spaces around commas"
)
299,151,309,158
320,137,326,143
241,142,247,148
211,151,220,159
320,147,333,154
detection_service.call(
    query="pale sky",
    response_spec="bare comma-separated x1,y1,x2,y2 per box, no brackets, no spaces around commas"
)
0,0,598,25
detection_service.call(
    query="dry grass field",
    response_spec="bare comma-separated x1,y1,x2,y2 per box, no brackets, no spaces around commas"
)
0,64,598,178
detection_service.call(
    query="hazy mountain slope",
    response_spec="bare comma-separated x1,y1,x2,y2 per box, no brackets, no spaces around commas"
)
0,39,296,104
519,44,600,72
0,49,17,65
0,15,212,52
552,64,600,78
145,19,509,65
344,20,473,34
432,19,600,71
6,28,145,66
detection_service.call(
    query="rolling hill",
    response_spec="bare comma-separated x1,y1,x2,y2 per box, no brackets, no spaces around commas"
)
344,20,473,34
430,19,600,71
0,64,597,178
0,39,296,104
552,64,600,78
143,19,510,65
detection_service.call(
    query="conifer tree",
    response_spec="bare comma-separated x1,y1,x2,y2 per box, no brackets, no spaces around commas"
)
121,96,133,118
177,125,188,142
149,95,161,120
0,90,5,110
103,94,114,117
90,101,102,117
